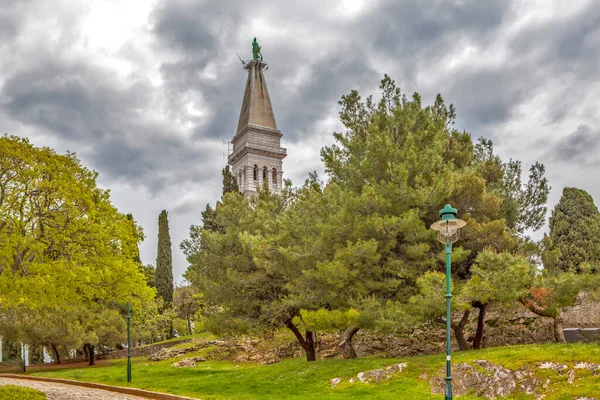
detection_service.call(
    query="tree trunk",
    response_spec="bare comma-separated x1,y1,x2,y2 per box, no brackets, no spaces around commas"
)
519,298,562,343
187,316,193,336
305,330,316,361
554,314,566,343
338,327,360,358
285,320,317,362
50,343,61,364
85,344,95,366
473,302,487,350
451,310,470,350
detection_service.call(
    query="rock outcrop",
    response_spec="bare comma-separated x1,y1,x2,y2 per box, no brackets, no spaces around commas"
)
171,356,206,367
430,360,600,399
330,363,407,388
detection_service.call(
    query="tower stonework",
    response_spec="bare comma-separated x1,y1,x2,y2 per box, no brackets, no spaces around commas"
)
228,59,286,197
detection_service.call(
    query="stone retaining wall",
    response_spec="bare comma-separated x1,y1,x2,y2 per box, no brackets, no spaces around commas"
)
98,338,192,360
563,294,600,328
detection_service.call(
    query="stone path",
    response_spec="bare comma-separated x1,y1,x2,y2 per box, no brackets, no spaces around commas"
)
0,377,150,399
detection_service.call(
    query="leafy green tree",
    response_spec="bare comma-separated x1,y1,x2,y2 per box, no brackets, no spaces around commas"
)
473,138,550,233
305,77,458,355
410,251,535,350
222,165,239,196
545,187,600,273
520,270,592,343
1,306,85,364
201,204,221,232
125,214,144,264
4,302,129,365
460,251,535,348
0,136,152,361
315,76,548,353
155,210,174,307
125,213,155,286
409,271,471,350
182,75,550,358
519,188,600,343
81,305,127,365
173,284,203,335
184,188,327,361
0,135,153,310
141,264,156,288
131,297,177,344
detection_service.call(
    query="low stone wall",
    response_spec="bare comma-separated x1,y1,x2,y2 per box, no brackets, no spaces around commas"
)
290,299,599,359
563,294,600,328
101,298,600,363
98,338,192,360
348,297,600,356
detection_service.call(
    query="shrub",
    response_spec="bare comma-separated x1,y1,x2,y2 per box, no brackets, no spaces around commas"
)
0,385,46,400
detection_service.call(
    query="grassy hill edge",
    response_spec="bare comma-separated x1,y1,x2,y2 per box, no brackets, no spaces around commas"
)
24,343,600,399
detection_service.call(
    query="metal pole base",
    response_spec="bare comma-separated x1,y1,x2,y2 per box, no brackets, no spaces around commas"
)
127,357,132,383
445,377,452,400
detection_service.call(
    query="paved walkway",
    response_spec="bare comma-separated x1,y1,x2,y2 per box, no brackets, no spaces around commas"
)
0,377,150,399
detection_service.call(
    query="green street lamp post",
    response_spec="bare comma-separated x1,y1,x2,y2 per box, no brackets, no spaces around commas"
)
430,204,466,400
127,302,132,383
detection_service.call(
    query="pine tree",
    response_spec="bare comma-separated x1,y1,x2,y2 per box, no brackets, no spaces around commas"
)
201,204,221,232
546,187,600,273
222,165,239,196
155,210,174,307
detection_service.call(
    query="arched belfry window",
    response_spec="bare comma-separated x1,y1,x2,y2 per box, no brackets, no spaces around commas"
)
272,168,277,188
253,165,258,181
263,166,268,182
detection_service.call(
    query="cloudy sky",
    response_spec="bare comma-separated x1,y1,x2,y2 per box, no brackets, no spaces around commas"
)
2,0,599,281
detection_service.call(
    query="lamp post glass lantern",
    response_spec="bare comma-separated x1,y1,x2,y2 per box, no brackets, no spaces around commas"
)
430,204,466,400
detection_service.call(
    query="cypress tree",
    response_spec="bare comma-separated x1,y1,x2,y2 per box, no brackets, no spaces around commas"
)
125,213,142,264
222,165,239,196
547,187,600,272
126,213,156,287
155,210,174,306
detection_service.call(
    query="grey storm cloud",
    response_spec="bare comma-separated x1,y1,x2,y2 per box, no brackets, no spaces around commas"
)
2,0,600,277
149,0,514,145
547,124,600,166
372,0,507,57
0,54,216,193
505,2,600,126
3,0,600,195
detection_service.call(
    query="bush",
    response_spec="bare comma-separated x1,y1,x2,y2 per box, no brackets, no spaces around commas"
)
0,385,46,400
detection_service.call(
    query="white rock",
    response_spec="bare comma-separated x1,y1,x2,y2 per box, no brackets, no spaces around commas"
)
357,372,367,382
538,362,567,371
568,369,575,384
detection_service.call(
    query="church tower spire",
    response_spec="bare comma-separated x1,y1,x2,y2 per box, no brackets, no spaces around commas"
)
228,40,286,197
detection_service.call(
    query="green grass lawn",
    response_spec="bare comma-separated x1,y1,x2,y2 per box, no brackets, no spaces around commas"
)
28,343,600,399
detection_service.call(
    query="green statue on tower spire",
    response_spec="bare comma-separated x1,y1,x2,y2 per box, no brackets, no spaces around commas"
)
252,37,263,62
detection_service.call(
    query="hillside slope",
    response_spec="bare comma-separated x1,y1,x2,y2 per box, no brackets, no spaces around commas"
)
28,342,600,399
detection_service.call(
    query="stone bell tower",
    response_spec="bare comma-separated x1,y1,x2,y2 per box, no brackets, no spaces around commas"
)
227,39,287,197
